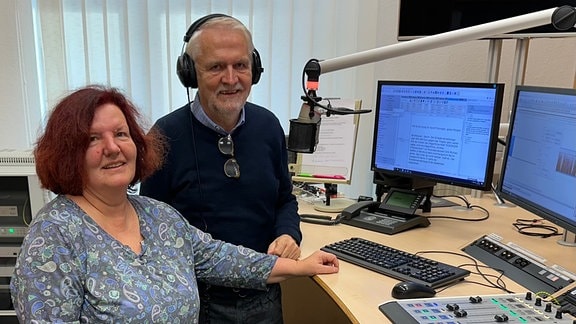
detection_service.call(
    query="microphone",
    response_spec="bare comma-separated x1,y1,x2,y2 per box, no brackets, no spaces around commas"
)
287,102,321,153
287,95,371,153
288,58,371,153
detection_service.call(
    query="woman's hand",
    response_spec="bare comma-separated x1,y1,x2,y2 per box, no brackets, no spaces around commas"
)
267,250,339,283
298,250,339,276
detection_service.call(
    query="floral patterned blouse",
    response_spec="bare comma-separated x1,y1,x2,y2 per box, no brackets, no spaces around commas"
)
10,195,277,323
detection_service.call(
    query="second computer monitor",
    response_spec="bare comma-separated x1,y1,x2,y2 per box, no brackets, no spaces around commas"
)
497,85,576,245
371,80,504,192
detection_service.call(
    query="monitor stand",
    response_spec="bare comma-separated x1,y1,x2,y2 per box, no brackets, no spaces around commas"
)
558,230,576,247
313,183,355,213
313,198,355,212
491,183,516,208
374,173,436,212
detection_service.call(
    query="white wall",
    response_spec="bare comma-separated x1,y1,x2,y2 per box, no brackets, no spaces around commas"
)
1,0,575,198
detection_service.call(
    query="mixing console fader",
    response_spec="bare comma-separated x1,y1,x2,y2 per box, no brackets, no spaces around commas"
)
462,233,575,294
379,292,576,323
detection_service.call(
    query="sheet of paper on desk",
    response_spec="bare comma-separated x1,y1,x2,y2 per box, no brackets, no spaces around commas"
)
299,99,357,181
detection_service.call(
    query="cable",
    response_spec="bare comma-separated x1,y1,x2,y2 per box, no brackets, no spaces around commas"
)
512,218,562,238
458,263,512,293
433,193,469,205
22,196,31,226
187,89,208,232
416,250,513,294
292,181,322,197
425,194,490,222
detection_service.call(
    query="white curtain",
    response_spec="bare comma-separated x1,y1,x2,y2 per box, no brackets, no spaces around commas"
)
34,0,380,133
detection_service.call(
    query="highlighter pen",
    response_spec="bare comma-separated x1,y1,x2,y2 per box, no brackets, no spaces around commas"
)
313,174,346,180
297,173,314,177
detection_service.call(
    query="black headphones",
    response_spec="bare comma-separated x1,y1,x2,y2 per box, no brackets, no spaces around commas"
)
176,13,264,89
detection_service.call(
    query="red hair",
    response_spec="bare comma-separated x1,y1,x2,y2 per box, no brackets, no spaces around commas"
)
34,85,165,195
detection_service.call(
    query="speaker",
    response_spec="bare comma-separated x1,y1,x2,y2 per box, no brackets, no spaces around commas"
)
176,13,263,89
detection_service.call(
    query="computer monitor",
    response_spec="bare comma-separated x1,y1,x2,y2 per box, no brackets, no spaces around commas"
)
371,80,504,203
497,85,576,246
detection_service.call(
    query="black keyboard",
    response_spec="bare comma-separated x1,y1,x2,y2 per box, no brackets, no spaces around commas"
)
321,237,470,289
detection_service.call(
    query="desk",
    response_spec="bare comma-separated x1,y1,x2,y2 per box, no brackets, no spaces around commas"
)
281,194,576,324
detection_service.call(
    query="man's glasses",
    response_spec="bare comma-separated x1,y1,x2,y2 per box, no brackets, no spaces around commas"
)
218,134,240,178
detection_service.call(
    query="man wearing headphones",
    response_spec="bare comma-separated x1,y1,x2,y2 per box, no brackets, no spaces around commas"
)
140,14,301,323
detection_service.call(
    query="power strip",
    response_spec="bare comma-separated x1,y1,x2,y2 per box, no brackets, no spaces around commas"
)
462,233,575,294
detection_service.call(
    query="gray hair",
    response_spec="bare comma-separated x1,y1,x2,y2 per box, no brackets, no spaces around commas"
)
186,16,255,61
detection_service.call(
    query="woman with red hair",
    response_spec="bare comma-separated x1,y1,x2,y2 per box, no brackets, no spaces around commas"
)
10,85,339,323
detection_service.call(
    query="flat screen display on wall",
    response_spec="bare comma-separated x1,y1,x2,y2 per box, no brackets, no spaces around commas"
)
398,0,576,40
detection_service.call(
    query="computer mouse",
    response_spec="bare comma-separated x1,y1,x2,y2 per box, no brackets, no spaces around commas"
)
391,281,437,299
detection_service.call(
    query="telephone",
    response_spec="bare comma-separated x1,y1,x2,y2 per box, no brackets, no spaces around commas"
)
340,188,431,235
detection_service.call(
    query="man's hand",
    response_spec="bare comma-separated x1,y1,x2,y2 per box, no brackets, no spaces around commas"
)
267,234,301,259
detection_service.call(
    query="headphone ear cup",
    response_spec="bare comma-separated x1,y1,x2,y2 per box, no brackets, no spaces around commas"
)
176,52,198,88
178,14,229,89
251,48,264,85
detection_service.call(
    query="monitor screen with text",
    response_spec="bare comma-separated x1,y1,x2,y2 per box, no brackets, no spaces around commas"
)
371,80,504,191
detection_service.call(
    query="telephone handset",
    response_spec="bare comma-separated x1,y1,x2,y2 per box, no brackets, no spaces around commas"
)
341,200,380,220
341,188,426,220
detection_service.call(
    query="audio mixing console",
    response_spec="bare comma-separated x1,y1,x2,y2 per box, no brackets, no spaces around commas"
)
379,292,576,323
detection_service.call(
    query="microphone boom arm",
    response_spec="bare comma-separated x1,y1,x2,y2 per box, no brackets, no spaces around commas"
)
308,6,575,78
289,6,576,153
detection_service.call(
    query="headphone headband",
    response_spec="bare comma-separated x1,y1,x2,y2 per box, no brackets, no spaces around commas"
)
183,13,230,42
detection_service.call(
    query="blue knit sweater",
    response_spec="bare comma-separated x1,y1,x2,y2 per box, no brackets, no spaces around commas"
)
140,103,301,253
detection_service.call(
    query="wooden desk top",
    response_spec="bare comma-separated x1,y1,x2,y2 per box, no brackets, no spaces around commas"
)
297,194,576,324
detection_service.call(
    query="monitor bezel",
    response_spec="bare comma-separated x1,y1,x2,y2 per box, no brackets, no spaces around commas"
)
370,80,505,191
497,85,576,235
